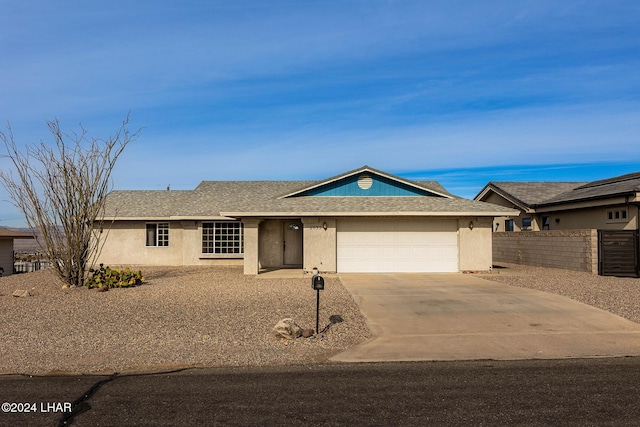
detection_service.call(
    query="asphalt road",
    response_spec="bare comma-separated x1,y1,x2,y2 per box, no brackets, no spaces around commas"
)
2,358,640,426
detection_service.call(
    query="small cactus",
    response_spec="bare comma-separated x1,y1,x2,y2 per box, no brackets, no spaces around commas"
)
84,265,144,289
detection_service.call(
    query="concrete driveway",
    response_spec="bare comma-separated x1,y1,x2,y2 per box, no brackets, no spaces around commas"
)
331,273,640,362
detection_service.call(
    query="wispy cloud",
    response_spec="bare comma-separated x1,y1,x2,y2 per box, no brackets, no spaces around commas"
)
1,0,639,226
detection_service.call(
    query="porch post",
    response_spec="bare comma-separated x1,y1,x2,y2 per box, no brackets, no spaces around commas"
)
242,218,262,275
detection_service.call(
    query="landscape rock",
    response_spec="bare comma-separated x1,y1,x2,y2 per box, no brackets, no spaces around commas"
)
0,267,373,375
302,329,315,338
12,289,32,298
272,318,302,340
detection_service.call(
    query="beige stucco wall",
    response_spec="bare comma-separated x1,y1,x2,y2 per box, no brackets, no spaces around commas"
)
497,213,541,232
302,217,336,273
96,220,243,268
98,215,498,274
255,216,492,274
242,219,260,274
458,217,493,271
491,201,639,233
492,229,598,274
256,218,337,273
538,205,638,231
180,220,201,264
97,221,184,265
479,193,527,232
483,192,518,209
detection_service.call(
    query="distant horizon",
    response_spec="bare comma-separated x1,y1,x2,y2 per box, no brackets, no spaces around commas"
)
1,160,637,228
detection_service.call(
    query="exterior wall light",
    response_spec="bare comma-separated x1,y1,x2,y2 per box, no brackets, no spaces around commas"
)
469,221,474,230
323,222,327,230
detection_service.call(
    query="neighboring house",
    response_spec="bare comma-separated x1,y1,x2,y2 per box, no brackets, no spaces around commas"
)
98,166,517,274
474,182,587,232
0,228,35,276
475,171,640,232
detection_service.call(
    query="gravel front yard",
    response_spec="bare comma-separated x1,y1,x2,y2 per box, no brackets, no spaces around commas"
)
479,263,640,324
3,263,640,375
0,267,371,375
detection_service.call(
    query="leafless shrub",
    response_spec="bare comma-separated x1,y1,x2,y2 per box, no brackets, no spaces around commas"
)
0,115,141,287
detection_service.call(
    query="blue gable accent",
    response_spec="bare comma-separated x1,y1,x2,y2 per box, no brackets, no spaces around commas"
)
296,173,434,197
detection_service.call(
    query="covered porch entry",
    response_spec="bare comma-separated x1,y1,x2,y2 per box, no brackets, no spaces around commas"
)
258,218,304,272
241,216,335,275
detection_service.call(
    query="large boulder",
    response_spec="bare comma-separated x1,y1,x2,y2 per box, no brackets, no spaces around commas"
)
272,318,303,340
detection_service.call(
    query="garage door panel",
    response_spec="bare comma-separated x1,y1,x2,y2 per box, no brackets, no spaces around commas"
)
425,245,458,255
337,219,459,273
399,245,421,254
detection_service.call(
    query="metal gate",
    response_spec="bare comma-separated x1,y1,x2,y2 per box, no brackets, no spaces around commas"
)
598,230,639,277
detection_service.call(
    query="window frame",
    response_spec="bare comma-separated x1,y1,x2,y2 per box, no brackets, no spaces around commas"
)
201,221,244,257
146,222,169,247
606,208,629,224
505,219,514,232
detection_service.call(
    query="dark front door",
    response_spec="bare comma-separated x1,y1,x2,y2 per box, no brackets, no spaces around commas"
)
283,221,303,266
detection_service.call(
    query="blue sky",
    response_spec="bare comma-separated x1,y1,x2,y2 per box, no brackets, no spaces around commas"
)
1,0,639,227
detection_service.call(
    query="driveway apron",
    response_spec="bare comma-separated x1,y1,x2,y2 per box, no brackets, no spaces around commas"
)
331,273,640,362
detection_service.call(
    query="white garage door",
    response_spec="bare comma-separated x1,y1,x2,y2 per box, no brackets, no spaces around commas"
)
337,218,459,273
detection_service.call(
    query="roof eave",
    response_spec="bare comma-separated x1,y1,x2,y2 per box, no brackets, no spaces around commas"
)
103,215,236,221
475,184,531,211
537,191,640,209
221,210,520,218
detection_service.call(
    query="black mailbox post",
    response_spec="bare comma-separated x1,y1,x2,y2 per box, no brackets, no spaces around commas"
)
312,274,325,333
312,274,325,290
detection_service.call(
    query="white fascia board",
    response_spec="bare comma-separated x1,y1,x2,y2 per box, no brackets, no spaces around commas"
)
363,169,454,199
221,210,520,218
170,216,238,221
102,216,169,221
103,216,236,221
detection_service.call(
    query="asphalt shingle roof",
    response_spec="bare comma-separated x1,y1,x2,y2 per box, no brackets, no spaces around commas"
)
540,171,640,205
103,190,192,218
483,182,587,208
477,170,640,209
220,194,510,217
104,178,515,219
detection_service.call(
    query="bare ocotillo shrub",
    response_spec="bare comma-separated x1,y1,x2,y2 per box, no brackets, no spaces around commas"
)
0,116,141,287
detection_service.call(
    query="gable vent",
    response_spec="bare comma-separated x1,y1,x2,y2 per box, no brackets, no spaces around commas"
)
357,174,373,190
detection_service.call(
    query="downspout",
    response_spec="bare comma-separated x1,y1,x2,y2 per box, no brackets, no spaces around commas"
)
637,201,640,277
629,195,640,277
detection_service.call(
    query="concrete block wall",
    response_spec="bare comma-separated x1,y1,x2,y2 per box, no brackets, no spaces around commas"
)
492,230,598,274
